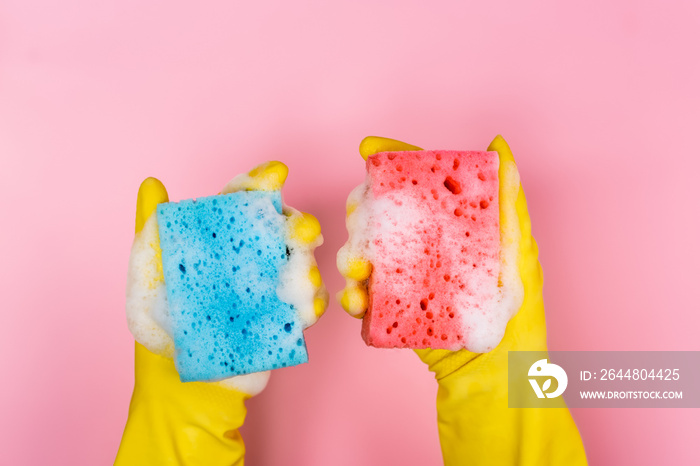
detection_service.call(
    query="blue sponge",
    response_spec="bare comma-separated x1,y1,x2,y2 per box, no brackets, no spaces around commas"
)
157,191,307,382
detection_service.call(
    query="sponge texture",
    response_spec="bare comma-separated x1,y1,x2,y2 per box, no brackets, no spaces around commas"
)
361,150,501,350
157,191,307,381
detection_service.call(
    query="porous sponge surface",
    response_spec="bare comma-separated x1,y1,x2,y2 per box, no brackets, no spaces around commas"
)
362,151,500,350
157,191,307,381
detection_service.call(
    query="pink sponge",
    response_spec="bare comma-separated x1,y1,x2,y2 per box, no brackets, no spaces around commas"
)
361,150,501,350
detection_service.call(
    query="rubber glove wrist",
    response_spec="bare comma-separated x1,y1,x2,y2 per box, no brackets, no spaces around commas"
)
130,342,252,412
117,343,253,466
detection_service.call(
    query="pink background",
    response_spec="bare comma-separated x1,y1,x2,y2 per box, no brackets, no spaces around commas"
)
1,1,699,464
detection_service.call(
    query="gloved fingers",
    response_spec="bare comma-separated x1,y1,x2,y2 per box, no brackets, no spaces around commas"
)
486,136,547,353
336,226,371,318
221,160,289,193
126,178,174,358
336,248,371,318
337,281,369,318
128,179,174,380
359,136,423,160
288,211,322,244
284,209,329,326
337,137,422,318
336,181,372,318
135,177,169,233
308,265,330,320
487,135,523,260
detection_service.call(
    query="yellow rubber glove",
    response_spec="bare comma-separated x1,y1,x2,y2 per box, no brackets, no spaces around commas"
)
117,163,327,466
340,136,587,466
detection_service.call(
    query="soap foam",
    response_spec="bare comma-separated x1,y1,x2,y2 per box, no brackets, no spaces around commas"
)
125,214,173,357
277,206,324,328
339,150,523,352
217,370,271,396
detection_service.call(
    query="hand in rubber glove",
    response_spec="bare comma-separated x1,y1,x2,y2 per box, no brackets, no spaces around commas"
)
117,163,327,466
338,136,587,466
